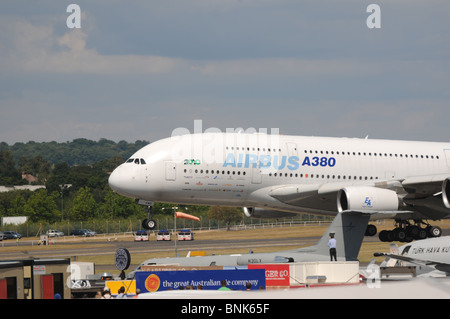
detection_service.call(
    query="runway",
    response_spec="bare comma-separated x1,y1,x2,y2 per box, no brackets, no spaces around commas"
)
0,233,321,263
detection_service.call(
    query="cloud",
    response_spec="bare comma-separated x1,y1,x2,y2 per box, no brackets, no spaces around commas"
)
1,18,185,75
0,1,449,144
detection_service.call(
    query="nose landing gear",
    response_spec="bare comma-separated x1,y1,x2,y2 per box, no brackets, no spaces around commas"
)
137,200,157,230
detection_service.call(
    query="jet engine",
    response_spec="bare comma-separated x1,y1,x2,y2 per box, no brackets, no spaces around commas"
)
337,186,400,212
243,207,298,219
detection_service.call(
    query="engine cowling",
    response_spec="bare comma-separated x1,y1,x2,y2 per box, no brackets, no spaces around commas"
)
243,207,298,219
442,178,450,209
337,186,400,212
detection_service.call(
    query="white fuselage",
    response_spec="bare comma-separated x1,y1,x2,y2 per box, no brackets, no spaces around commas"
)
109,133,450,219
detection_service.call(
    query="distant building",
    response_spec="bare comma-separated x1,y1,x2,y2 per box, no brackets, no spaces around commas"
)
21,172,37,183
0,185,46,193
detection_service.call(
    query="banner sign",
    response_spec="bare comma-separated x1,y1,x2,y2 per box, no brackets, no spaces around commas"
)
248,264,290,287
136,269,265,292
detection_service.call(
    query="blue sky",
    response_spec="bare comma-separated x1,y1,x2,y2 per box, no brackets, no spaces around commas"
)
1,1,449,144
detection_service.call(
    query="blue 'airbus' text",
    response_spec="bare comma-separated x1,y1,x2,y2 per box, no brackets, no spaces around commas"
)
223,154,336,170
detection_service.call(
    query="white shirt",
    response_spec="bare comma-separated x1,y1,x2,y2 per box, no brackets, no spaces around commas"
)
328,238,336,249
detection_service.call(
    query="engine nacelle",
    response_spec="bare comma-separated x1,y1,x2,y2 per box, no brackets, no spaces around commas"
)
337,186,400,213
243,207,298,219
443,178,450,209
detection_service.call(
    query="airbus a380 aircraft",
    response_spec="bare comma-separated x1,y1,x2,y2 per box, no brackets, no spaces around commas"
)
108,132,450,242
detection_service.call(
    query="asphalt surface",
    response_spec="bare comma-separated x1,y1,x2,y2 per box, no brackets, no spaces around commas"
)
1,228,448,272
0,234,321,261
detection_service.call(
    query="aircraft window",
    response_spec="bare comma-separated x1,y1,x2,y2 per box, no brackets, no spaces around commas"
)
126,158,134,163
140,158,146,164
134,159,140,164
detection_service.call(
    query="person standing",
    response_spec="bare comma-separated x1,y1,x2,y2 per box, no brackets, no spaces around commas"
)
328,232,337,261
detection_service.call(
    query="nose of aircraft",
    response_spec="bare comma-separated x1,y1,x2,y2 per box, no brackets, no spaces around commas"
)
108,165,127,195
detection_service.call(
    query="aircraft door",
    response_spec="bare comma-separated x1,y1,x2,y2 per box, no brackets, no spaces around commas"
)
444,149,450,167
251,168,262,184
165,162,176,181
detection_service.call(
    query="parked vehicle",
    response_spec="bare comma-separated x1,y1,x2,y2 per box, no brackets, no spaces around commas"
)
177,229,194,241
70,229,96,237
134,230,149,241
0,232,4,241
3,231,22,239
46,229,64,237
156,230,171,241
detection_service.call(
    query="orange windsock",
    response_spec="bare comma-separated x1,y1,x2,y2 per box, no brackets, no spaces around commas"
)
174,211,200,222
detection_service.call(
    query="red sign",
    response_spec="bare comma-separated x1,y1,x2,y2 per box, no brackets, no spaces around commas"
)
248,264,290,287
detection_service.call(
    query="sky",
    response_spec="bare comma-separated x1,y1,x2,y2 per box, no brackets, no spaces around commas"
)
1,0,449,144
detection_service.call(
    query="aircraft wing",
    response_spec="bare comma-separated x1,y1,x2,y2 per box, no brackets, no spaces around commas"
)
374,252,450,272
265,173,450,219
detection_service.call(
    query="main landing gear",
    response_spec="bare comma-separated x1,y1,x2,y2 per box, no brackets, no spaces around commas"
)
366,220,442,243
137,200,157,230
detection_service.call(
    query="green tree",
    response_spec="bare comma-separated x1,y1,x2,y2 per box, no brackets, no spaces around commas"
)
18,155,51,184
71,186,97,221
9,194,27,216
23,189,60,223
98,189,145,219
208,206,243,230
0,150,21,185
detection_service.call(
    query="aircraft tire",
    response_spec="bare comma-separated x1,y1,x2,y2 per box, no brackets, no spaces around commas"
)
406,225,419,238
379,230,390,242
395,229,407,242
417,228,428,240
365,224,377,237
142,219,157,230
427,226,442,238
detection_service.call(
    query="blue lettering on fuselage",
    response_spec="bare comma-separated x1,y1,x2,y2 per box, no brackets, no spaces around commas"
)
223,154,336,170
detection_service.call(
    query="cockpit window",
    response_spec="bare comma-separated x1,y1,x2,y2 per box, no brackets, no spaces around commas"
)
125,158,146,165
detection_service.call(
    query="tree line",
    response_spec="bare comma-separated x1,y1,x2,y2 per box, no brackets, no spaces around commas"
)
0,139,244,228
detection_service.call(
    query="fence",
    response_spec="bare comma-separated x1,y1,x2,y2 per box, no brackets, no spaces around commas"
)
0,214,334,239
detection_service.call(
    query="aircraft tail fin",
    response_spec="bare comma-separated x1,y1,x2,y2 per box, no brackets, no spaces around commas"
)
298,211,370,261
